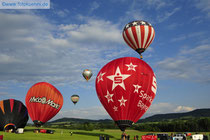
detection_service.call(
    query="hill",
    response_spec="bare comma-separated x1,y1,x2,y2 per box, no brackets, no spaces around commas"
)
47,108,210,124
48,117,113,125
138,108,210,123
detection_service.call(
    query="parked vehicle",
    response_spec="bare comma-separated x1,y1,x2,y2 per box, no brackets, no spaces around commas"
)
157,133,169,140
191,134,204,140
142,134,157,140
173,133,186,140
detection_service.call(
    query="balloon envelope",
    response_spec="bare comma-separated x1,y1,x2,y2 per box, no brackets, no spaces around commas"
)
95,57,157,131
82,69,92,81
123,20,155,56
0,99,29,131
25,82,63,127
71,95,79,105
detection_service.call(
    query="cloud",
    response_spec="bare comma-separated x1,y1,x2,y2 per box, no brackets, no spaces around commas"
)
144,0,168,10
174,106,195,112
55,106,110,120
194,0,210,18
54,9,70,17
89,1,100,14
146,102,195,115
0,12,124,85
53,103,196,120
171,32,206,42
0,92,16,98
157,7,181,23
156,44,210,83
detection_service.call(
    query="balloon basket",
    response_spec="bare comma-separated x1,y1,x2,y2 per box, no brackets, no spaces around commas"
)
115,120,133,132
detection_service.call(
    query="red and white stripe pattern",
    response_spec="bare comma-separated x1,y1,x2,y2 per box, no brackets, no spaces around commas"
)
123,20,155,53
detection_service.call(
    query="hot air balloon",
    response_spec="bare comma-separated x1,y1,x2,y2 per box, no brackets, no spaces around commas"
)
95,57,157,131
0,99,29,131
82,69,92,81
122,20,155,59
71,94,79,105
25,82,63,127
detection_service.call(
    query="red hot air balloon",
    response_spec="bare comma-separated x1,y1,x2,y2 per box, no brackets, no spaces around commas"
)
25,82,63,127
122,20,155,58
95,57,157,131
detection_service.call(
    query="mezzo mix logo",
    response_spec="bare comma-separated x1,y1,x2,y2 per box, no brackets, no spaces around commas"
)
29,96,60,109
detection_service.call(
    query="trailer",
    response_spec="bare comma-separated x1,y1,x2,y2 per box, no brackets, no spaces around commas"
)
15,128,24,134
192,134,204,140
173,134,186,140
142,135,157,140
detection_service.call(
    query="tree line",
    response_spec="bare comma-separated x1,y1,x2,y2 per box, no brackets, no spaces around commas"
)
34,117,210,132
133,118,210,132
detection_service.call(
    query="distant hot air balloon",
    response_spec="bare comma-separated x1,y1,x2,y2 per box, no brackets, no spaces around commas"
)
95,57,157,131
25,82,63,127
82,69,93,81
71,95,79,105
0,99,29,131
122,20,155,59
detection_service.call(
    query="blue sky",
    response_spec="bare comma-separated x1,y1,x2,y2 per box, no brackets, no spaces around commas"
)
0,0,210,122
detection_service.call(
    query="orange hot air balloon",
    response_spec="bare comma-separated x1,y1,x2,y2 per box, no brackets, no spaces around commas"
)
25,82,63,127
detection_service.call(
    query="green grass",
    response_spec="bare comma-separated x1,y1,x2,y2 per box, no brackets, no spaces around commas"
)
0,127,210,140
0,127,144,140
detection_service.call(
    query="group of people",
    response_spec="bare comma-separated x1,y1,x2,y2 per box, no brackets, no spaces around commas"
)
99,135,110,140
121,132,139,140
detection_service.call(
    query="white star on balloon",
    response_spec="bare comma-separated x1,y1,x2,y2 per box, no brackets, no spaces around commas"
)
107,67,131,91
125,24,130,28
97,72,106,83
104,90,114,103
118,96,127,106
125,63,138,71
132,21,138,26
113,106,118,111
133,84,142,93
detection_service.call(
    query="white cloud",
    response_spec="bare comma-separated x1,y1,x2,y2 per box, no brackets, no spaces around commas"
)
0,92,16,98
55,9,70,17
55,106,110,120
194,0,210,18
146,102,195,115
55,103,196,120
59,18,122,44
157,7,181,23
174,106,195,112
171,32,205,42
156,44,210,83
145,0,168,10
0,12,124,85
89,1,100,14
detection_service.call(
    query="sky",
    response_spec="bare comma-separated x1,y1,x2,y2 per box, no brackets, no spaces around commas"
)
0,0,210,122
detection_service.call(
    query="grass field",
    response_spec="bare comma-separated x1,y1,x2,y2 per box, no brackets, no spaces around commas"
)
0,127,209,140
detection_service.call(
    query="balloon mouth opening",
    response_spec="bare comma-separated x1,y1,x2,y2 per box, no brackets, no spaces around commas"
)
115,120,133,132
136,48,145,55
4,123,16,132
33,120,44,127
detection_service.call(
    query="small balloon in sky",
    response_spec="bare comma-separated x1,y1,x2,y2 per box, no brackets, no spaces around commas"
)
71,94,79,105
122,20,155,59
82,69,93,81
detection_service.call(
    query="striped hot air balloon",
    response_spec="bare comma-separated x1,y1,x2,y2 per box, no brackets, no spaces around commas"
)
122,20,155,58
0,99,29,131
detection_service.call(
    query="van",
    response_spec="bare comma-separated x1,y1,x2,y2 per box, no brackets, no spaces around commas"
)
192,134,204,140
